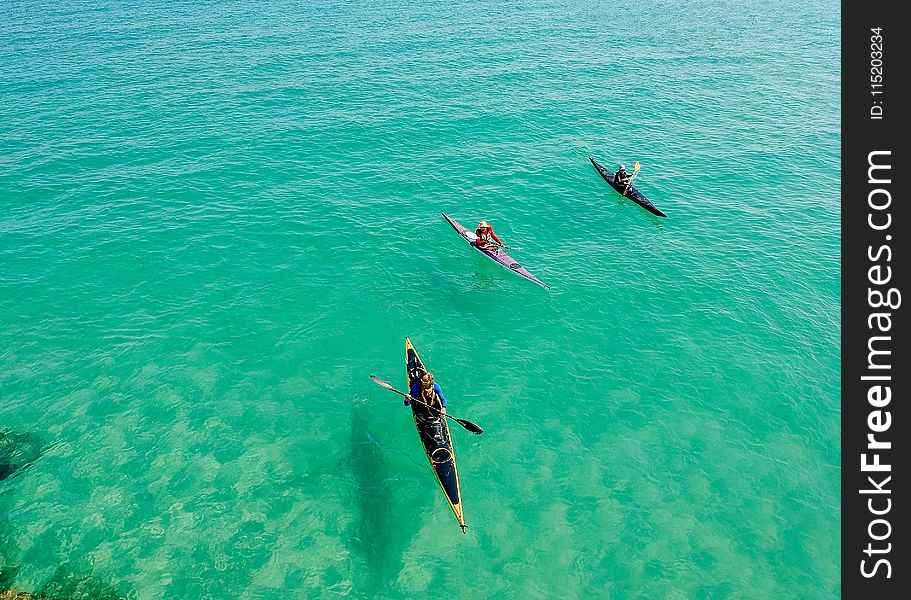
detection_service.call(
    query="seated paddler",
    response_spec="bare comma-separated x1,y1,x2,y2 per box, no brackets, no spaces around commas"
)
473,220,503,249
615,164,630,186
405,371,447,415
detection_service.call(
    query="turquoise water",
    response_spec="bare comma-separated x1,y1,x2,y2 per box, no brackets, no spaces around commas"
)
1,0,840,597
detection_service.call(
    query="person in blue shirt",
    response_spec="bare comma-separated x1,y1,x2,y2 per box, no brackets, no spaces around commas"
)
405,371,447,415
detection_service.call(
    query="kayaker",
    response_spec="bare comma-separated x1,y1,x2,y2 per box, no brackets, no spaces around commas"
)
615,164,630,186
405,371,447,414
474,221,503,249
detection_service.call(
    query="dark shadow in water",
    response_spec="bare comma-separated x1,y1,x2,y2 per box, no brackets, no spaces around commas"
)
347,403,395,586
0,429,47,483
0,564,19,591
346,399,437,594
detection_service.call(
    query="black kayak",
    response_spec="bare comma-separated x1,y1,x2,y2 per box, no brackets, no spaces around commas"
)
405,337,466,533
589,157,667,218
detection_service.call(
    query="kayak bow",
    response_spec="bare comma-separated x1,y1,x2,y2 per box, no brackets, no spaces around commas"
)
589,157,667,218
441,213,550,289
405,337,467,533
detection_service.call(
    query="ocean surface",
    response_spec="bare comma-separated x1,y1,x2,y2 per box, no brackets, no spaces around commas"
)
1,0,840,597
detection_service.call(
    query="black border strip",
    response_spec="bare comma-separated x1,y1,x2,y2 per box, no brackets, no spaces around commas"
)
842,0,907,595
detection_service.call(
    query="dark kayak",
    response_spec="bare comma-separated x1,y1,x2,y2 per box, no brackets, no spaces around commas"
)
405,336,466,533
589,157,667,218
441,213,550,289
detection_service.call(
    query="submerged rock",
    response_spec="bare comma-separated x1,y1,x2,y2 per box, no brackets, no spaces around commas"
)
1,590,38,599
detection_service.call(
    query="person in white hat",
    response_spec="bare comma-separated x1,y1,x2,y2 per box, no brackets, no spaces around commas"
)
474,220,503,249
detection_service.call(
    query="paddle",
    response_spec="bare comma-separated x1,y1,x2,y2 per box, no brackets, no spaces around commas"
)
369,375,484,435
622,161,641,195
472,231,521,252
493,242,523,252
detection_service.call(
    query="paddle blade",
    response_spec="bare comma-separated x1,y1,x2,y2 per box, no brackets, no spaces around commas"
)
369,375,396,391
633,161,641,172
456,418,484,435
